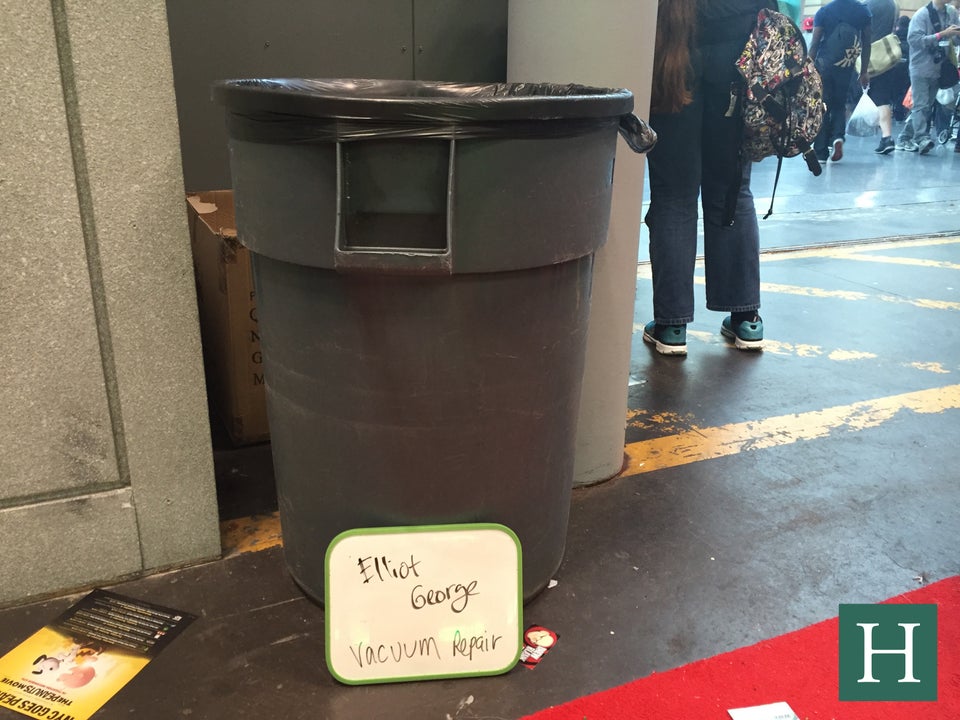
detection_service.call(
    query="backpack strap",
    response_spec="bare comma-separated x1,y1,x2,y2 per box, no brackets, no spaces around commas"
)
762,144,822,220
762,116,793,219
927,2,943,33
762,156,783,220
927,3,947,63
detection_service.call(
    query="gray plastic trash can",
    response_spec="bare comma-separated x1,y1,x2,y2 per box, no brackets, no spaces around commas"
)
213,79,655,602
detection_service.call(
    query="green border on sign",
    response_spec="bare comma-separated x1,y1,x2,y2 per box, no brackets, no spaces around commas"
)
324,523,523,685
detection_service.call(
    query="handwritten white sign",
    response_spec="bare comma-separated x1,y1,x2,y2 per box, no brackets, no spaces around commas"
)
324,524,522,684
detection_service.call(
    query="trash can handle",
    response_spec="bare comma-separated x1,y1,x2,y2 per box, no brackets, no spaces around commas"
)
618,113,657,154
333,140,454,275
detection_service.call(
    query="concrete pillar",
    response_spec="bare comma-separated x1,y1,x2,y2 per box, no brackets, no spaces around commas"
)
507,1,657,486
0,0,219,605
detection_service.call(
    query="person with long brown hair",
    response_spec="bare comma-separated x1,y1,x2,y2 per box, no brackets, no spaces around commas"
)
642,0,775,355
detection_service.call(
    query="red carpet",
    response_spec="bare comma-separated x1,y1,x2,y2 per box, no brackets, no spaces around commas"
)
524,576,959,719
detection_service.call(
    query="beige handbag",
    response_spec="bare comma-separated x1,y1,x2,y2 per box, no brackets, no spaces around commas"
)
855,33,903,77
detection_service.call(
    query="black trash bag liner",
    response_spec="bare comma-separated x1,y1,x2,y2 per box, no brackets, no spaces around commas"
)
212,78,656,153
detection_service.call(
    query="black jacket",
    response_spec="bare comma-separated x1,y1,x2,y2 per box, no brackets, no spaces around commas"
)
695,0,779,85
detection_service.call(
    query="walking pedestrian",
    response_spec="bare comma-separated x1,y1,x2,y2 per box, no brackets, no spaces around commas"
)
896,0,960,154
865,0,904,154
809,0,873,162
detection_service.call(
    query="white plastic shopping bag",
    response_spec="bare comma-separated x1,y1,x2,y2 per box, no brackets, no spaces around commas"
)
846,90,880,136
937,84,958,108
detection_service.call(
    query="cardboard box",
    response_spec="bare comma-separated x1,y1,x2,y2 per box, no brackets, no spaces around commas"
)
187,191,269,445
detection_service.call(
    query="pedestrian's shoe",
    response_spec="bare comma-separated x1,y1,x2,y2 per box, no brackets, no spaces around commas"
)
643,321,687,356
874,137,895,155
954,142,960,153
896,139,919,152
721,315,764,351
830,138,844,161
918,138,935,155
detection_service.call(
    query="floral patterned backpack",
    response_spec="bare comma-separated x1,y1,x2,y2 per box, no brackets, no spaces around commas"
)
736,8,825,217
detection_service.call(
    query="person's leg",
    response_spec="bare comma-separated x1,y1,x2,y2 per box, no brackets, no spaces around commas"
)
868,72,896,153
700,82,760,327
898,71,924,149
644,92,702,328
912,75,938,153
702,166,760,307
877,103,893,136
829,67,855,159
815,66,848,159
897,112,918,147
813,66,836,159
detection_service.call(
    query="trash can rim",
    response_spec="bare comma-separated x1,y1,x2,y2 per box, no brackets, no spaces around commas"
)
212,78,634,122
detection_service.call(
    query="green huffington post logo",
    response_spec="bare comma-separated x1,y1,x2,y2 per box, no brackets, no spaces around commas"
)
839,603,937,701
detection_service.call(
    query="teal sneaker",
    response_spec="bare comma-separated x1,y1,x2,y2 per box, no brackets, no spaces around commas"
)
721,315,764,350
643,321,687,356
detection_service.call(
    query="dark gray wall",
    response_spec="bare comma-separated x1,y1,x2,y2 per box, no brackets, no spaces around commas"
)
166,0,507,191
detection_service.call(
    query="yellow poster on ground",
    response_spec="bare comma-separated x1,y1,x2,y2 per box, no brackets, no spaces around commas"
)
0,590,195,720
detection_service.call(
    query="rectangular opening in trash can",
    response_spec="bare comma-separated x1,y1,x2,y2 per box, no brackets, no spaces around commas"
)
338,139,450,254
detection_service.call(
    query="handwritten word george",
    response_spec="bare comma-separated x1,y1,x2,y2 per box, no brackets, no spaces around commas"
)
410,581,479,614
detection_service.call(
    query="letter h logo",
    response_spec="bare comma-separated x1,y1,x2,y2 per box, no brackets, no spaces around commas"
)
839,603,937,701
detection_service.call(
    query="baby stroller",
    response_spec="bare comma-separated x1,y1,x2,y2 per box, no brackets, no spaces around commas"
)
936,86,960,146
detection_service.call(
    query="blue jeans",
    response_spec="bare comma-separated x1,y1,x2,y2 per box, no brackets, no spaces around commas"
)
644,81,761,326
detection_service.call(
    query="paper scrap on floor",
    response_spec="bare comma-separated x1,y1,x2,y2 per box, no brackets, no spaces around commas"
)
728,701,801,720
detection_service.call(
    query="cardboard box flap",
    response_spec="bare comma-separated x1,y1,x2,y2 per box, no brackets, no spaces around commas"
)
187,191,237,242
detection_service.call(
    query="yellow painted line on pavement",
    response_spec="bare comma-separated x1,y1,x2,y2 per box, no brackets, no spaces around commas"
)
756,282,871,301
637,236,960,310
745,281,960,311
907,361,952,374
691,330,885,361
829,253,960,271
222,383,960,554
638,326,952,373
635,268,960,311
626,409,702,435
636,237,960,278
623,384,960,477
636,324,883,362
221,512,282,556
759,236,960,261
